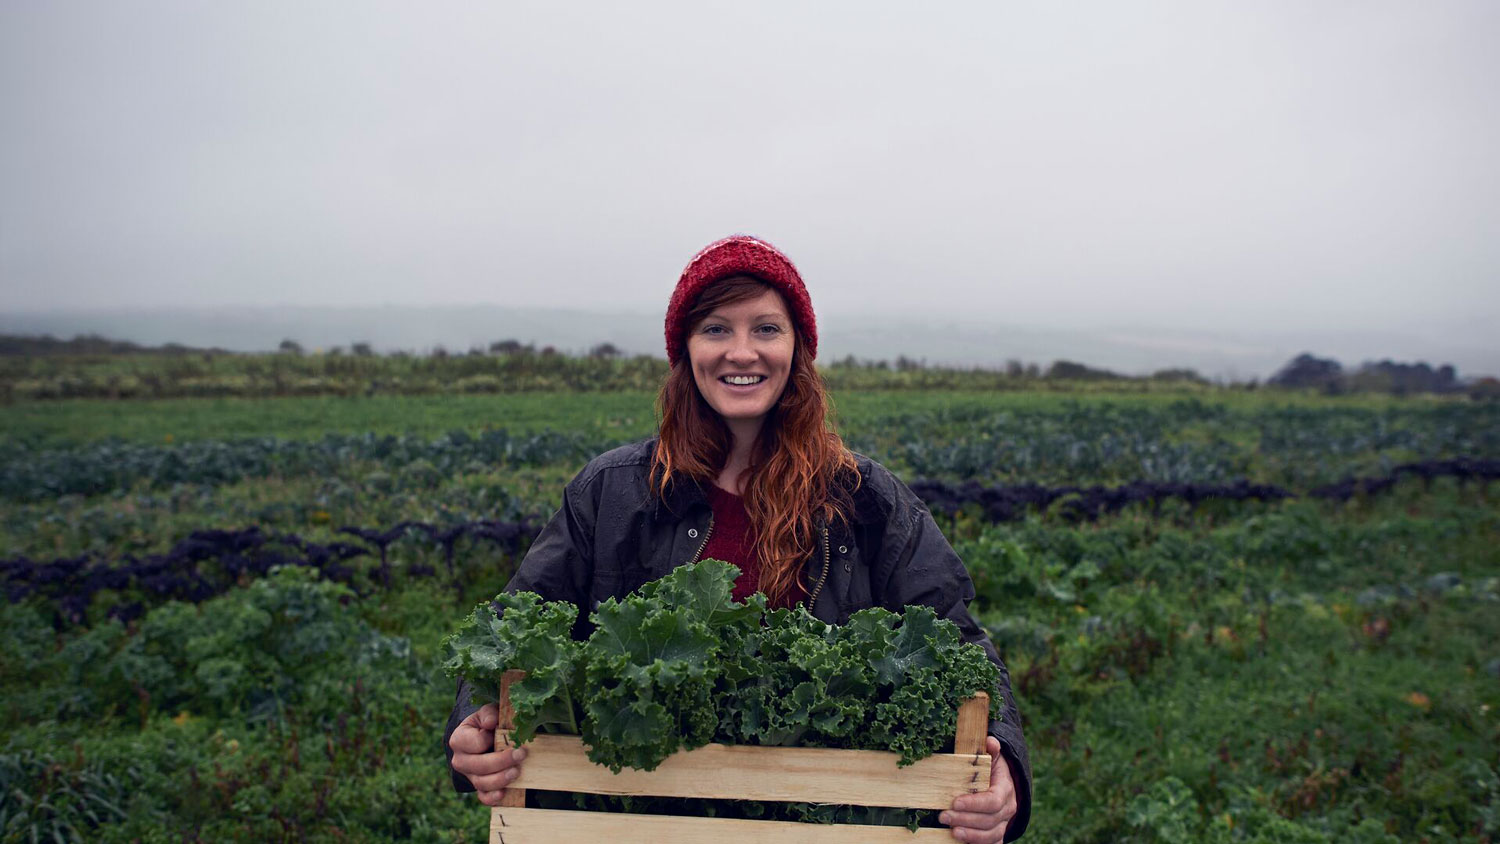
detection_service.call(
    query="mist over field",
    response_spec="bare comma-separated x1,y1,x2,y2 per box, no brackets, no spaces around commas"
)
3,306,1495,382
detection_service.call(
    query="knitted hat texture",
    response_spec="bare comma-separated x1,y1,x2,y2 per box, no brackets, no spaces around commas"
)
664,235,817,366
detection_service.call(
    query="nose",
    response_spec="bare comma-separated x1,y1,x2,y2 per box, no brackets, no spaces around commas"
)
725,334,757,365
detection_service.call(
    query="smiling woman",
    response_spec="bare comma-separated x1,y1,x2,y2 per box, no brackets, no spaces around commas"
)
445,235,1035,841
685,279,796,451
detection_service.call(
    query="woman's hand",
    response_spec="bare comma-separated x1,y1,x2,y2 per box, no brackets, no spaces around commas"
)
939,736,1017,842
447,703,528,807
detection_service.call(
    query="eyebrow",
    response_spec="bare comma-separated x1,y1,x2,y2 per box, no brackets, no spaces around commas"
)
703,312,788,322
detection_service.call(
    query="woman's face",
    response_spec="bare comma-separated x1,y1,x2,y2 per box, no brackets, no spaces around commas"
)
686,286,796,432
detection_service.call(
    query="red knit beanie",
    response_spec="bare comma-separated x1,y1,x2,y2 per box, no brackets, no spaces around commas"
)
665,235,817,367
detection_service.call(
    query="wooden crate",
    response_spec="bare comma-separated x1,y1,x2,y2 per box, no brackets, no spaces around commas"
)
490,670,991,842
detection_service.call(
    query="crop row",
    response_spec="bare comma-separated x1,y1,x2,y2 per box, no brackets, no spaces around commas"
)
0,429,628,502
8,400,1495,502
854,401,1500,484
913,458,1500,524
2,519,538,628
10,458,1495,630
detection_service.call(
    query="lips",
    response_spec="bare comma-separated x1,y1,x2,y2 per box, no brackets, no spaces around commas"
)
719,375,766,386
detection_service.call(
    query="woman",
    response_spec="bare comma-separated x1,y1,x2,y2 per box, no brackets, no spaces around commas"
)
445,235,1032,842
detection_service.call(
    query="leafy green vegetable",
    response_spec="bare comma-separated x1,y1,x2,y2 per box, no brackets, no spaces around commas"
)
442,558,1001,772
443,591,582,742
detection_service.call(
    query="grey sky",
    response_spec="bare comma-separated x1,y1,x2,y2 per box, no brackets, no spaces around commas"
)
2,2,1497,371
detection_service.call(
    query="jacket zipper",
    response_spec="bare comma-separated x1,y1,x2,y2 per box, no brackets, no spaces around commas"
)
805,526,831,607
687,514,715,564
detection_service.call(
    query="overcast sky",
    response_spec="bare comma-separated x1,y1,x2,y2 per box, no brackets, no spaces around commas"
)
2,2,1497,365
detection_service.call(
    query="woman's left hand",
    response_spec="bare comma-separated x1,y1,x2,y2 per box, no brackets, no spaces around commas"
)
939,736,1017,842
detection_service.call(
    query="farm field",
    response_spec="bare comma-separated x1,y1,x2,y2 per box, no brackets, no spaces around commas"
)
2,384,1498,842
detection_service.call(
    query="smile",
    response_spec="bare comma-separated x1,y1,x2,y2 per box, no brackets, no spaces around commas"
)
720,375,766,385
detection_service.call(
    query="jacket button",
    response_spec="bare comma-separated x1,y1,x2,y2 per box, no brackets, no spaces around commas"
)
688,528,699,538
838,545,848,554
844,562,852,572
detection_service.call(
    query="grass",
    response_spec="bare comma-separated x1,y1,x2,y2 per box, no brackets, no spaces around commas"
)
0,388,1423,447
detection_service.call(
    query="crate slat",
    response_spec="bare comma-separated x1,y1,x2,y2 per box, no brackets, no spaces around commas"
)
490,807,957,843
496,670,526,808
499,732,989,809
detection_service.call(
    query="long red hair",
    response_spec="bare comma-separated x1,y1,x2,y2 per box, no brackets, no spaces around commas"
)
651,276,858,606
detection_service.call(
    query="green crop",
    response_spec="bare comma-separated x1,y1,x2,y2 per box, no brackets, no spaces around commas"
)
442,559,1000,774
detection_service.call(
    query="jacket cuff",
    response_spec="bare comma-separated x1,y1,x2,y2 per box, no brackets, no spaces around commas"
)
445,678,483,794
990,720,1032,841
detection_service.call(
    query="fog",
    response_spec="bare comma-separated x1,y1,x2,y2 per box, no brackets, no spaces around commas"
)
3,2,1497,375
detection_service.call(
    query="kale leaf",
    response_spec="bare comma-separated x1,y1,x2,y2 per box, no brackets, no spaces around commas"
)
441,558,1001,772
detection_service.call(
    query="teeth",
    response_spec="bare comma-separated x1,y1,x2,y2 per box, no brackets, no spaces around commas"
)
723,375,763,385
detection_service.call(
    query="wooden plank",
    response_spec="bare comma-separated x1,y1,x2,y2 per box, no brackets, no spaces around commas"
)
490,807,954,843
954,692,990,756
496,670,526,808
499,733,989,810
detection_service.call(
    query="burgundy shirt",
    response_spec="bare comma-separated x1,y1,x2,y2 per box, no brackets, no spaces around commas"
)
702,484,806,608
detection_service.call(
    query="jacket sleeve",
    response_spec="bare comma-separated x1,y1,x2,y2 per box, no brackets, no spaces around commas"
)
443,478,597,793
876,499,1033,841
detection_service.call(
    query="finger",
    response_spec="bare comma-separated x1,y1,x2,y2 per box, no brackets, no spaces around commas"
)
460,703,499,729
475,788,506,807
447,723,495,755
477,703,499,731
452,745,527,778
468,764,524,793
947,816,1007,843
940,808,1003,830
951,787,1005,814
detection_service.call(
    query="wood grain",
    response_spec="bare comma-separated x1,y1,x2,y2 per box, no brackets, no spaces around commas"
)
953,692,991,757
496,670,526,808
497,732,989,809
490,807,956,843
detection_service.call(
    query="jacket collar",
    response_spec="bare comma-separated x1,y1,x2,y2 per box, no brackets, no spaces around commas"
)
652,473,709,523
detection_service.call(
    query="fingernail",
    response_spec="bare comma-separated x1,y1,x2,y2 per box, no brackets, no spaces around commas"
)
939,812,950,825
513,747,527,761
507,768,519,780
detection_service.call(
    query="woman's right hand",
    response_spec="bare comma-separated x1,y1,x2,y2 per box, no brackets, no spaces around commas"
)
448,703,528,806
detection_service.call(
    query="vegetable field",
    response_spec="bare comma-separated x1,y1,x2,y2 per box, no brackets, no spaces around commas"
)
2,385,1497,842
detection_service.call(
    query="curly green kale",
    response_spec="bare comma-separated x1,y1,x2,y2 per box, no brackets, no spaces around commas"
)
580,559,759,772
441,559,1001,774
441,591,583,742
866,604,1001,765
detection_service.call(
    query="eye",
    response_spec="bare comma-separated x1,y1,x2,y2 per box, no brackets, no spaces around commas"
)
700,324,727,336
755,323,784,336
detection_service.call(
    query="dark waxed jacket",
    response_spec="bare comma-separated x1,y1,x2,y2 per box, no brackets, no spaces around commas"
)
444,438,1033,840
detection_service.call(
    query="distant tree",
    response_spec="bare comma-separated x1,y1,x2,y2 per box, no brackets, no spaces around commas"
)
1005,359,1024,378
489,339,529,355
1024,363,1040,379
1046,360,1121,380
467,346,486,357
895,355,922,372
1349,359,1460,395
351,342,374,357
430,345,449,360
278,339,304,355
589,342,622,359
1470,377,1500,401
1268,353,1342,391
540,345,558,357
327,346,344,357
1150,368,1208,384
